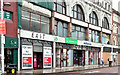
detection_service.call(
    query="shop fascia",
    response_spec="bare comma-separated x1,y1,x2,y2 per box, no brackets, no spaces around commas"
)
20,29,102,47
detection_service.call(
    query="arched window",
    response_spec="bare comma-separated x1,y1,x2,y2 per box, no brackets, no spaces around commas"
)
54,0,66,14
102,17,109,29
72,4,85,21
89,11,98,26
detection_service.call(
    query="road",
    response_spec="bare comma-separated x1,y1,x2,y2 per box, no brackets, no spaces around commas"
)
47,66,120,75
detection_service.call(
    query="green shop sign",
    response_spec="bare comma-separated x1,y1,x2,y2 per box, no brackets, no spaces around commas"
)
65,38,77,45
0,11,12,20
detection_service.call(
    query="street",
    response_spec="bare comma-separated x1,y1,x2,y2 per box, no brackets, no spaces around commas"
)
46,66,120,75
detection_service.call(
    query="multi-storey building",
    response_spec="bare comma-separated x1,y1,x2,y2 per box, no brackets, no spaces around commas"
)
0,0,18,71
17,0,115,71
112,9,120,65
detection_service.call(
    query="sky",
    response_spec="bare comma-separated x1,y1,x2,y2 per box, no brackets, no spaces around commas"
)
112,0,120,12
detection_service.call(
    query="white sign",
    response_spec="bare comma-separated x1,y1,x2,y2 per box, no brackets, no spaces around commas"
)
43,47,52,68
22,45,33,69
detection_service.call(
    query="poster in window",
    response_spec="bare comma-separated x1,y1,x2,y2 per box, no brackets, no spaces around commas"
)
22,45,33,69
43,47,52,68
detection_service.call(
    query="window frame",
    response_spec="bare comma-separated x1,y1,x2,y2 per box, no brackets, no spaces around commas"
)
54,0,66,15
89,11,98,26
102,17,109,29
72,4,85,21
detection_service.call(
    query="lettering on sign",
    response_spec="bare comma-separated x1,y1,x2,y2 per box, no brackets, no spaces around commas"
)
31,32,45,39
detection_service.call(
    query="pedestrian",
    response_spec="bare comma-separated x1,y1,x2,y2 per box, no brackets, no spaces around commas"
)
102,59,104,66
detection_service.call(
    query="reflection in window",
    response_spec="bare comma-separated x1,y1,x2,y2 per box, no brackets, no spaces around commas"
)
72,4,84,21
21,10,49,34
54,0,66,14
54,20,68,37
89,29,100,43
102,33,110,44
102,17,109,29
89,11,98,26
72,25,86,40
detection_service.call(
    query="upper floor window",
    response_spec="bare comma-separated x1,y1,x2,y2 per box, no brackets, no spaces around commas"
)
72,4,85,21
72,24,86,40
89,11,98,26
102,17,109,29
89,29,100,43
54,20,68,37
54,0,66,14
21,10,49,34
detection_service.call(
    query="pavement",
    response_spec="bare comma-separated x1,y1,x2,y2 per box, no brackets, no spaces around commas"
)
19,65,114,74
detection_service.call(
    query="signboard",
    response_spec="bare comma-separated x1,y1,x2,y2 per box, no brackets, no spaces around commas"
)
65,38,77,45
0,19,5,34
43,47,52,68
84,42,92,45
22,45,33,69
0,11,12,20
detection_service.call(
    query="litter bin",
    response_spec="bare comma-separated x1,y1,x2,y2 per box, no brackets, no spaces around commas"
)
109,61,112,67
7,64,17,73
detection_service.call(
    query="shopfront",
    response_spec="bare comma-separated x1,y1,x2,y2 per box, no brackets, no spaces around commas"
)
21,38,52,69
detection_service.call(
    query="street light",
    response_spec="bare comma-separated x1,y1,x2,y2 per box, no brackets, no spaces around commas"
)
1,0,11,73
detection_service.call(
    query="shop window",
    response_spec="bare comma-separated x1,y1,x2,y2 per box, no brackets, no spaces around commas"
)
89,11,98,26
54,20,68,37
21,10,50,34
72,4,85,21
71,24,86,40
102,33,110,44
54,0,66,14
102,17,109,29
89,29,100,43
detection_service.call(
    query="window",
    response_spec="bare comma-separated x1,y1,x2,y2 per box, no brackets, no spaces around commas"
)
72,4,85,21
102,33,110,44
54,20,68,37
21,10,50,34
102,17,109,29
89,11,98,26
105,3,107,9
118,26,120,34
72,25,86,40
89,29,100,43
118,37,120,46
54,0,66,14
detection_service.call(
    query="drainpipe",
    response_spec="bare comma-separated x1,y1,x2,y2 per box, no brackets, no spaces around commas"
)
53,41,56,68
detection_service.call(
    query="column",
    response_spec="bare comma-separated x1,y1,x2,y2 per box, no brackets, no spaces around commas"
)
18,29,20,73
99,32,102,43
49,12,55,35
111,47,113,65
53,42,56,68
67,18,72,38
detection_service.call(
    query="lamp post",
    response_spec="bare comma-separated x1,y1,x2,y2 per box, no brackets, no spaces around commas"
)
1,0,4,73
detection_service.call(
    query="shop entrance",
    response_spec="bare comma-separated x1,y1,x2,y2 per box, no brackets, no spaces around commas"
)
34,52,43,69
73,50,85,66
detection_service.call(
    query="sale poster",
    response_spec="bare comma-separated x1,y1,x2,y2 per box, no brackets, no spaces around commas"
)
22,45,33,69
43,47,52,68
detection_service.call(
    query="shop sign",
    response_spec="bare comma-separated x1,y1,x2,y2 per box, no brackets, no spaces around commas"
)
0,19,5,34
65,38,77,45
22,45,33,69
43,47,52,68
84,42,92,45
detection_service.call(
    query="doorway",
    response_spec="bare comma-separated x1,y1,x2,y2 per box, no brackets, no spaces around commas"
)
34,52,43,69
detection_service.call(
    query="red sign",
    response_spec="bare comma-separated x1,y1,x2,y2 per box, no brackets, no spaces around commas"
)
44,57,51,63
23,57,32,64
90,51,93,58
0,19,5,34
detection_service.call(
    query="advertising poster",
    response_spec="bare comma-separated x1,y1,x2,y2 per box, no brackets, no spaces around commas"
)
43,47,52,68
34,53,37,68
22,45,33,69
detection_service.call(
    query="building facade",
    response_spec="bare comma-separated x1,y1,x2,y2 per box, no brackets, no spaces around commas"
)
0,0,18,71
16,0,119,71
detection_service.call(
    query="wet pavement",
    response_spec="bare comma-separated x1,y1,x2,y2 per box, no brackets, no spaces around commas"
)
20,65,111,74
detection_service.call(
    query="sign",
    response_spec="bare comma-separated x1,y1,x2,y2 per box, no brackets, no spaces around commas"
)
0,11,12,20
90,51,93,58
0,19,5,34
22,45,33,69
43,47,52,68
65,38,77,45
84,42,92,45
